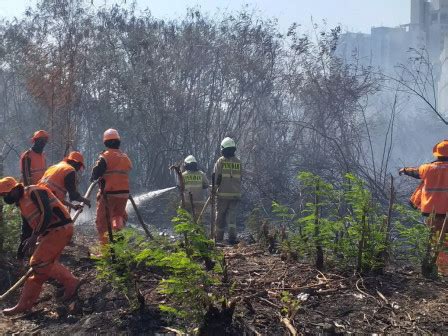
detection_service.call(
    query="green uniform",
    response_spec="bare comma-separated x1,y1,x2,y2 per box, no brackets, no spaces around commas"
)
213,156,241,242
182,170,209,217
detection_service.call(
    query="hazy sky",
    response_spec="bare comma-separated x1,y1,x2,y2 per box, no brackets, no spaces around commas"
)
0,0,411,34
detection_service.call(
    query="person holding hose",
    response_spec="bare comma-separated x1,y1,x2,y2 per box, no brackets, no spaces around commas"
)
400,139,448,276
213,137,242,244
0,177,79,316
182,155,209,220
39,151,91,208
90,129,132,245
20,130,49,186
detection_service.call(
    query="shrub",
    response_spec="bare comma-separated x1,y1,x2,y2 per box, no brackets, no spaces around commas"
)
96,208,223,328
272,171,426,273
0,203,22,257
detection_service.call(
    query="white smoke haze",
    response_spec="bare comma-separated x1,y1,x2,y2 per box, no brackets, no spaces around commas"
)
0,0,445,210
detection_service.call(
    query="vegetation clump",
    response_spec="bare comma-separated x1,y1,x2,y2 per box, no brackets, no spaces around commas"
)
273,172,433,274
96,209,225,330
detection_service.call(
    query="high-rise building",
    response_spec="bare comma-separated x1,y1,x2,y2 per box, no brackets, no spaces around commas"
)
339,0,448,68
339,0,448,114
338,25,410,72
439,37,448,114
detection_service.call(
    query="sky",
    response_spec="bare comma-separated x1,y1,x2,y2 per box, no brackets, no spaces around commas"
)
0,0,411,34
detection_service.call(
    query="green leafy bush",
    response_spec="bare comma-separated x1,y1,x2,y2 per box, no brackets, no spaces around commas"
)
393,204,430,264
96,208,223,327
273,171,430,273
0,203,22,256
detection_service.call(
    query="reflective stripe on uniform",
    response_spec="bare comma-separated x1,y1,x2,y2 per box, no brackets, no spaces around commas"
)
222,173,241,178
40,178,66,194
222,162,241,170
105,192,129,198
183,175,202,182
104,170,129,176
186,184,202,189
24,209,41,223
21,192,57,223
425,188,448,192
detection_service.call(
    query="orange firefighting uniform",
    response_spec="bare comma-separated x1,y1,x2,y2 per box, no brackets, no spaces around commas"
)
91,149,132,244
404,159,448,275
39,160,84,203
20,149,47,186
5,185,78,315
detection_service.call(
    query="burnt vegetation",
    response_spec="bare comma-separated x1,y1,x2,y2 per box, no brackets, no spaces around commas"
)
0,0,447,335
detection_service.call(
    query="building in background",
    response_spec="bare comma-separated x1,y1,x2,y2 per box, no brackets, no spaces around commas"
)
338,0,448,114
439,37,448,114
338,24,411,72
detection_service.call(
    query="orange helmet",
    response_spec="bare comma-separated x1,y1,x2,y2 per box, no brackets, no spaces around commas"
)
0,177,19,195
32,130,49,142
64,151,85,167
433,140,448,157
103,129,120,142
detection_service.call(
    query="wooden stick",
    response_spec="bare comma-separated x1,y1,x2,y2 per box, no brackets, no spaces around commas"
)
196,196,211,225
0,261,51,301
432,212,448,265
103,193,116,262
210,173,216,239
0,268,33,301
189,192,196,223
103,194,115,244
281,317,298,336
162,327,184,335
129,195,153,239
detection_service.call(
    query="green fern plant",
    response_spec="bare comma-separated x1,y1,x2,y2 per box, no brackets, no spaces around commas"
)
96,208,224,328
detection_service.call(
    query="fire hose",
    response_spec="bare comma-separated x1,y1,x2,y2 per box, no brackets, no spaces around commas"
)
0,181,98,302
72,180,99,222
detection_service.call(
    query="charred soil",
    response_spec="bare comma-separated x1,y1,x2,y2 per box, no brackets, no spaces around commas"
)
0,225,447,335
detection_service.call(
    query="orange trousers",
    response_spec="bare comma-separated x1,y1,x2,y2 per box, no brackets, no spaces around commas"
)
19,225,77,310
426,216,448,276
95,193,128,245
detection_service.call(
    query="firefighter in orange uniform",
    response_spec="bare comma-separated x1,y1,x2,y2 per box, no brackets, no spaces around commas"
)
0,177,79,316
400,139,448,276
20,130,49,186
39,151,91,208
90,129,132,245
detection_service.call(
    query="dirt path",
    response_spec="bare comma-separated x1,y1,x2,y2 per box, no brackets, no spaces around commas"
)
1,226,447,335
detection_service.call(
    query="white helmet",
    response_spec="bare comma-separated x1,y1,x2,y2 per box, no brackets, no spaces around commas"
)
184,155,197,164
221,137,236,149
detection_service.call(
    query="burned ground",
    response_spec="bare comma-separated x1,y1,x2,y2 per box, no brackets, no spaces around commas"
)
1,222,447,335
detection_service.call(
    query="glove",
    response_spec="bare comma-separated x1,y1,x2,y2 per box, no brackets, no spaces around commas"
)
73,204,83,211
82,198,91,208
